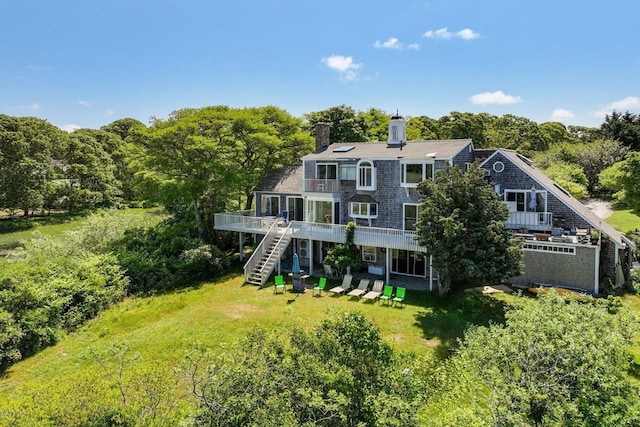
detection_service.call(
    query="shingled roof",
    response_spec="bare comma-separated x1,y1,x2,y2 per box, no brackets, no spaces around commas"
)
302,139,473,161
483,149,635,249
255,164,302,194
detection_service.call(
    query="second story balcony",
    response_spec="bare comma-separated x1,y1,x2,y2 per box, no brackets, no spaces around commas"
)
303,178,340,194
506,210,553,232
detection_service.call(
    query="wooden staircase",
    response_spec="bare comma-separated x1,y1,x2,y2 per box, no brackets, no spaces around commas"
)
245,222,292,286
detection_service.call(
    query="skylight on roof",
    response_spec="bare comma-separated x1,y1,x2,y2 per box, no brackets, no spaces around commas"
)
332,145,355,153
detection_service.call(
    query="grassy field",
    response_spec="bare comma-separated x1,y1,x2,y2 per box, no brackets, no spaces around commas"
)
1,206,638,407
0,208,164,256
0,270,513,396
606,208,640,234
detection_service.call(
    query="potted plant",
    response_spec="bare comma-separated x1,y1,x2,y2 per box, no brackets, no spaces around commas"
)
590,230,599,245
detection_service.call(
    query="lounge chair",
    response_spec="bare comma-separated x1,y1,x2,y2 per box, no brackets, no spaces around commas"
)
347,279,370,298
362,280,384,301
312,277,327,296
274,275,286,294
379,285,393,305
392,287,406,307
329,274,353,295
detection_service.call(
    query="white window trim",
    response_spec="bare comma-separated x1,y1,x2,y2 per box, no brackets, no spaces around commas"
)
349,201,378,219
400,161,434,188
356,159,376,190
362,246,377,262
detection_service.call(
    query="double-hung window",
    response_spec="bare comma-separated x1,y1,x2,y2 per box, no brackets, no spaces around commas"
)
401,161,434,187
356,159,376,190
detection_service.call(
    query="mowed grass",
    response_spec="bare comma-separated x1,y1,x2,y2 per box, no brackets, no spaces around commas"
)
0,271,510,397
606,208,640,234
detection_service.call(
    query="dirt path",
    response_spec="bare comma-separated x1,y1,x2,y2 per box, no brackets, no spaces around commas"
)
584,199,613,219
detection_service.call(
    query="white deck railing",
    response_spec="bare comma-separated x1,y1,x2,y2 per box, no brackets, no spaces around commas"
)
215,212,427,252
506,211,553,231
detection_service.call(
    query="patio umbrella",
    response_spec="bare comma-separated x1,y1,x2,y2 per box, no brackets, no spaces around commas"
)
292,253,301,275
529,186,537,211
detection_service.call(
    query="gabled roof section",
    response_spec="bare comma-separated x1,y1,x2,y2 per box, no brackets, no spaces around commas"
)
302,139,473,161
482,149,634,248
254,164,302,194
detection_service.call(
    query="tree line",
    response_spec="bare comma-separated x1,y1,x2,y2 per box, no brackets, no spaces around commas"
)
2,106,639,229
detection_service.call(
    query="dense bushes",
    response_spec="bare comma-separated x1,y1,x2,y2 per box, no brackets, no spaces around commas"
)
0,255,128,371
0,210,230,373
114,220,230,294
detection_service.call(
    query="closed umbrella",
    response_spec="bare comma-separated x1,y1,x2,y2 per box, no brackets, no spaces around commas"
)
529,186,537,211
292,253,301,275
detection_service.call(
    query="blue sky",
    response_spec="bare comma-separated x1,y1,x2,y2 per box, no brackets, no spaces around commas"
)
1,0,639,132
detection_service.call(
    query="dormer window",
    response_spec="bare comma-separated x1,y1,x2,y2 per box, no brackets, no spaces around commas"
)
357,159,376,190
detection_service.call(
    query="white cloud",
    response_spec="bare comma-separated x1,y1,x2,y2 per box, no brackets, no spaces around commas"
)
373,37,419,50
105,109,114,116
422,27,480,40
78,100,93,107
593,96,640,118
60,124,81,133
321,55,362,82
456,28,480,40
550,108,575,122
470,90,522,105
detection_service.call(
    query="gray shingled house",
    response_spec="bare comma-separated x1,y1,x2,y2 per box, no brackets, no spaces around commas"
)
215,114,635,294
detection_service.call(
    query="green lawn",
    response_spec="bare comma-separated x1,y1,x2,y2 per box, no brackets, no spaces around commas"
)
606,208,640,234
0,271,511,397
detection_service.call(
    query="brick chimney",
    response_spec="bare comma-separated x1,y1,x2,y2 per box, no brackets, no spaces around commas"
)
314,122,330,151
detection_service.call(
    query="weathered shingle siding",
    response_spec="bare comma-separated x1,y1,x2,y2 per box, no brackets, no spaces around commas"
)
509,245,598,292
341,159,421,229
451,144,475,170
484,152,592,231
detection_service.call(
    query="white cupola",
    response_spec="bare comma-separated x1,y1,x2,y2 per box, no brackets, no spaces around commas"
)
388,111,406,146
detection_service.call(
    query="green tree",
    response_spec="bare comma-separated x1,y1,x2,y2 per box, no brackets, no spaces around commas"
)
0,115,66,215
485,114,548,153
542,161,588,199
438,111,491,147
100,117,145,140
415,164,522,295
407,115,440,141
600,152,640,211
184,311,424,427
574,139,629,194
599,110,640,151
323,222,361,275
459,293,640,426
61,130,121,211
132,106,312,238
303,105,368,143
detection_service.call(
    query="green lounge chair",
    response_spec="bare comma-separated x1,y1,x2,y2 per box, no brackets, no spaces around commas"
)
392,287,406,307
312,277,327,296
274,275,286,294
379,285,393,305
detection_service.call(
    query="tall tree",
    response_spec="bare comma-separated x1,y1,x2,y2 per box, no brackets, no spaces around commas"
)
415,164,522,295
599,110,640,151
132,106,313,237
437,111,491,147
600,151,640,211
0,115,66,215
485,114,548,153
303,105,368,143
